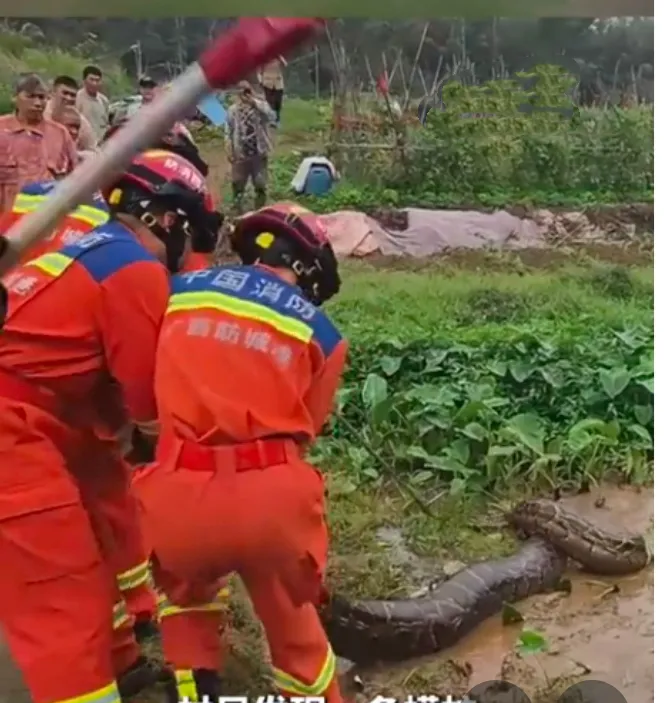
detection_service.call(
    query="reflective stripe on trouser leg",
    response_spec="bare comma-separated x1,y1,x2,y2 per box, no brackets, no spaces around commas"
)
110,600,141,676
157,586,229,671
272,642,336,697
53,682,122,703
174,669,199,701
156,585,230,620
116,560,152,593
112,600,135,631
116,560,157,620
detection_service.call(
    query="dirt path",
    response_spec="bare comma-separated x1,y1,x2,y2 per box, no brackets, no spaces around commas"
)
347,485,653,703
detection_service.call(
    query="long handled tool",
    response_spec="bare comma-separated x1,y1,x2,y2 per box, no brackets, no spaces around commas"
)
0,17,323,277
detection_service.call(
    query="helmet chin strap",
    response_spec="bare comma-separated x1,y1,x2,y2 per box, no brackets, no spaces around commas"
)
125,202,186,273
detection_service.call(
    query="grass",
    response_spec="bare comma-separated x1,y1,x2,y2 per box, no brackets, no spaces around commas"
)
328,261,653,344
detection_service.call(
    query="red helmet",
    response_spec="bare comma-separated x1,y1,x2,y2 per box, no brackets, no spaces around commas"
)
102,119,210,177
232,203,340,305
106,149,219,272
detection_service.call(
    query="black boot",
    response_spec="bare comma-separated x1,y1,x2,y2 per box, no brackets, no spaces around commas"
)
117,655,173,698
163,668,223,702
254,186,266,210
133,617,161,646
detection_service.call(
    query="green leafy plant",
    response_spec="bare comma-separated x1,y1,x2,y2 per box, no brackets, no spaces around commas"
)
311,325,653,492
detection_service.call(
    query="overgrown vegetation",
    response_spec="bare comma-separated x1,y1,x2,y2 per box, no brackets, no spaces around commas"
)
201,69,653,211
313,262,654,495
0,25,129,112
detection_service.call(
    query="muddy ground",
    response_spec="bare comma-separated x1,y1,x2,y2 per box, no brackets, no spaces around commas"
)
346,484,653,703
357,241,653,273
0,484,652,703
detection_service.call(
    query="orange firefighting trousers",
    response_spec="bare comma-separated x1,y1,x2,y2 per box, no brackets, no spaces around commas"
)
71,436,158,626
133,434,344,703
0,370,123,703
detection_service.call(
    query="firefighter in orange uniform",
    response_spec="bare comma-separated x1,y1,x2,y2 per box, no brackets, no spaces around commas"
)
133,203,348,703
0,181,109,261
0,129,222,651
0,149,215,703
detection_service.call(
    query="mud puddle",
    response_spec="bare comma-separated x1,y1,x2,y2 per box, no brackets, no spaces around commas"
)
349,484,653,703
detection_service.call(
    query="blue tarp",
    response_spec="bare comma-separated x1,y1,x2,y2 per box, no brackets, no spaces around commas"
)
197,93,227,126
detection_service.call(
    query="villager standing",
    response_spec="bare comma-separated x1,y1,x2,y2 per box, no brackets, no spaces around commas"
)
225,80,274,215
46,75,97,150
0,73,77,211
76,65,110,142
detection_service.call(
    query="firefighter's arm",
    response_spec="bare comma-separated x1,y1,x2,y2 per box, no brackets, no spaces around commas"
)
97,259,170,443
303,338,348,437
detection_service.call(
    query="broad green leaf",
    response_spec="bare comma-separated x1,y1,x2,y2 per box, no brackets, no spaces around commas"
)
613,329,643,349
637,377,654,393
629,424,652,444
379,355,403,377
424,350,449,372
370,397,393,426
599,367,632,399
427,455,475,476
406,446,433,462
449,477,466,496
568,418,609,435
461,422,488,442
487,445,519,457
449,438,471,465
634,405,653,425
503,413,545,455
362,373,388,408
454,400,487,423
411,470,434,485
509,360,536,382
539,365,565,388
517,629,549,656
486,360,507,377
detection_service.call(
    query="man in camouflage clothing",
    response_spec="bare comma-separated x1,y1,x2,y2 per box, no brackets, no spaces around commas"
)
225,81,275,215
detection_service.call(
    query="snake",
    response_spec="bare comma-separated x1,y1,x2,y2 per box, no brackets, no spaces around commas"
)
318,498,650,666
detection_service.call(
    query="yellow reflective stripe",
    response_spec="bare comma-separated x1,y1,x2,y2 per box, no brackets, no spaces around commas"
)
12,193,46,211
112,600,132,630
157,586,230,620
167,291,313,344
273,643,335,696
55,681,121,703
13,194,107,227
28,252,75,277
73,204,108,227
175,669,199,701
116,560,151,591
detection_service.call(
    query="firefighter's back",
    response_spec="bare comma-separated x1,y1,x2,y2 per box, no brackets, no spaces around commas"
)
156,263,343,445
0,222,155,401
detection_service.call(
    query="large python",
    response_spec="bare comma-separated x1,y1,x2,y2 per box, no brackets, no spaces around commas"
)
318,498,650,665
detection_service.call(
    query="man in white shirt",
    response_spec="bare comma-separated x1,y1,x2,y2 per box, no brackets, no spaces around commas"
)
76,65,109,142
46,74,97,150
